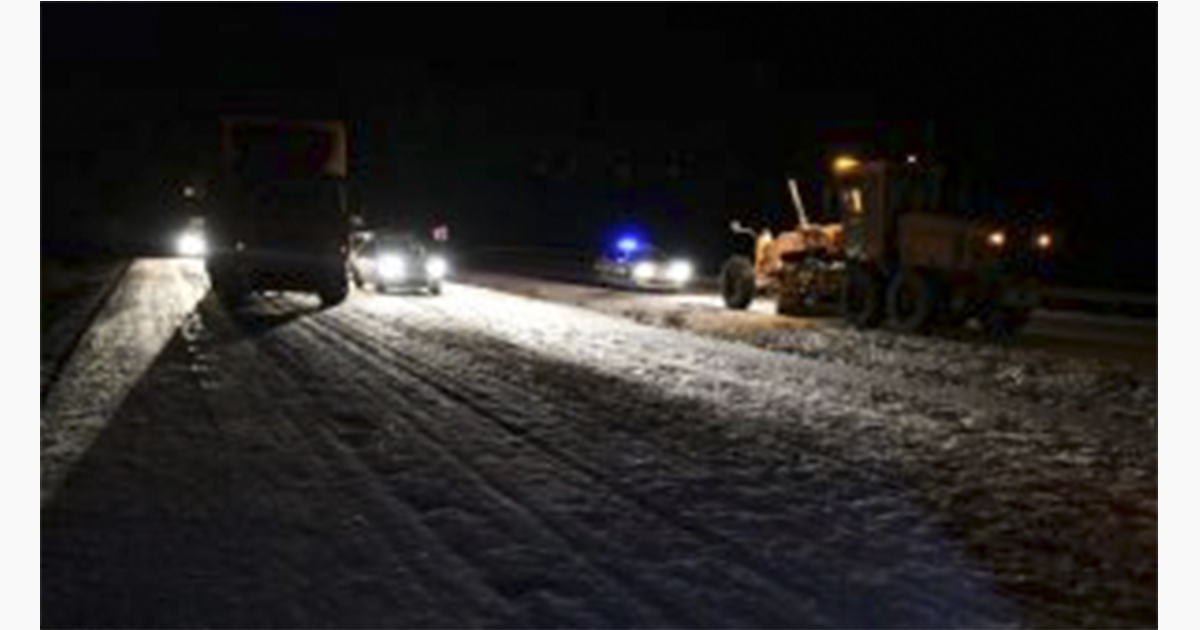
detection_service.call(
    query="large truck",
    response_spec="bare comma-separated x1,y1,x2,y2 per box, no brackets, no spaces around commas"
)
204,117,352,307
720,156,1053,335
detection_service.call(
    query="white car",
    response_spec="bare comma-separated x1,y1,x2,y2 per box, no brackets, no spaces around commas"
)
175,216,207,258
350,232,448,295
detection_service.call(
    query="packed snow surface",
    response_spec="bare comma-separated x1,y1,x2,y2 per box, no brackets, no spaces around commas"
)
42,260,1155,628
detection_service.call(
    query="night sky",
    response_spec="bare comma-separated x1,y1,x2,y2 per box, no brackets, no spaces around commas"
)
42,4,1157,290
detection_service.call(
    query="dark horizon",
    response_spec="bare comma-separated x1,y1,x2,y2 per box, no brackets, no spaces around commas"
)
41,4,1157,291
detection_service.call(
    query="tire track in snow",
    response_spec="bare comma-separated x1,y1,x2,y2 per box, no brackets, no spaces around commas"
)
318,298,1013,627
43,259,1148,628
418,293,1150,629
446,281,1149,463
260,303,703,628
338,289,1150,628
441,287,1153,629
176,294,526,627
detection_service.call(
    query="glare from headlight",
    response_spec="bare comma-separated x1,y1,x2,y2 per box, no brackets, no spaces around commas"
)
632,261,656,281
177,231,207,257
426,256,448,279
666,259,693,284
377,254,407,280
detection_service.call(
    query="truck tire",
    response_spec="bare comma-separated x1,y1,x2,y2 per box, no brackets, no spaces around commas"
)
318,277,349,307
840,265,883,328
886,269,936,333
720,256,756,310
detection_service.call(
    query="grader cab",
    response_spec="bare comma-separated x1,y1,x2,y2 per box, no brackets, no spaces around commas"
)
720,156,1053,335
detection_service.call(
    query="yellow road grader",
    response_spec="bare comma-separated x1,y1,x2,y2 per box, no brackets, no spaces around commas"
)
719,156,1053,335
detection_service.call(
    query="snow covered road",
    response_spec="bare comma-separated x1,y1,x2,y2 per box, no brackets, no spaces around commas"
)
41,259,1156,628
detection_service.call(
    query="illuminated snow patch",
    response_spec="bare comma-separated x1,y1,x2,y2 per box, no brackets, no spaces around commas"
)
41,259,209,505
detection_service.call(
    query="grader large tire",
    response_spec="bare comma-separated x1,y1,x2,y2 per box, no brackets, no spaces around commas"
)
886,269,937,333
720,256,756,310
840,265,883,328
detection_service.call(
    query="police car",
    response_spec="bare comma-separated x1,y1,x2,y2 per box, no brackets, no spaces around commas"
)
593,237,694,291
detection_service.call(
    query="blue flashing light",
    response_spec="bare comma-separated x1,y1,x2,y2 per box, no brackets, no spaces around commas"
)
616,236,640,253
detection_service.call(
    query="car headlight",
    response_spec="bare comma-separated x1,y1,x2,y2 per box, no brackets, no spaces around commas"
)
176,231,207,257
666,259,693,284
377,254,407,280
632,261,656,281
987,230,1005,248
1036,233,1053,250
425,255,448,279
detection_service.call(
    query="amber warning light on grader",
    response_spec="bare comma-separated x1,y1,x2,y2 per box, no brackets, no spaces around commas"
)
833,155,862,174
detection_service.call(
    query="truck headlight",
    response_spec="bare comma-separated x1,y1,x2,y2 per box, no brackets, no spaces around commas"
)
425,255,448,279
377,254,407,280
632,261,656,281
987,230,1006,248
666,259,693,284
176,231,207,257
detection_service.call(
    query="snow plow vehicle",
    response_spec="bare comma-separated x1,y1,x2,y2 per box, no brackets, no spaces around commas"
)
204,118,352,307
720,157,1053,335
